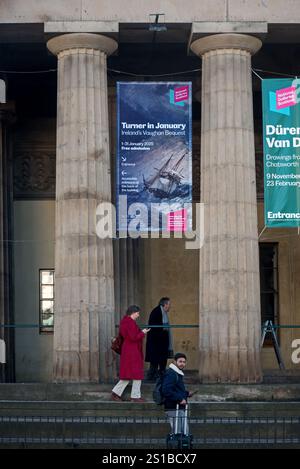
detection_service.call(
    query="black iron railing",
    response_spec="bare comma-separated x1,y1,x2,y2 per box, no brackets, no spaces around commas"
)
0,413,299,448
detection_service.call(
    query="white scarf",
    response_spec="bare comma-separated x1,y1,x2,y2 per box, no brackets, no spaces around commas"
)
169,363,184,376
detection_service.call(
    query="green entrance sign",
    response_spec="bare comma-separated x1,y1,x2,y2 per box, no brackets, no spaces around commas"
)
262,78,300,227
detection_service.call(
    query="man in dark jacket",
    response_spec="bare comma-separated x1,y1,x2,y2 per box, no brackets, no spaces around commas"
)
145,297,173,380
162,352,192,434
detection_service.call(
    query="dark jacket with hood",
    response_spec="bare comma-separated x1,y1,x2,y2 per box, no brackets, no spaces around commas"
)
162,363,189,410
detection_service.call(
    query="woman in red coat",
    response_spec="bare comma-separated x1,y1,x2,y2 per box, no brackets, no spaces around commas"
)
111,305,150,402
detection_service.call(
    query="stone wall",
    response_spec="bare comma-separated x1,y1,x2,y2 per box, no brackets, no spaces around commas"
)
14,200,54,382
2,1,300,24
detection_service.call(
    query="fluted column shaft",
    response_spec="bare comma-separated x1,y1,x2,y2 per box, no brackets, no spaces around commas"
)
191,34,262,383
47,34,117,382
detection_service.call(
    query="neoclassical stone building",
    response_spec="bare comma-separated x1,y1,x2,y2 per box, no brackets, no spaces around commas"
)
0,1,300,384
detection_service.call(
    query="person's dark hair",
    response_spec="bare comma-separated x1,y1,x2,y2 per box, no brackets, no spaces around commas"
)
159,297,170,307
126,305,140,316
174,352,187,361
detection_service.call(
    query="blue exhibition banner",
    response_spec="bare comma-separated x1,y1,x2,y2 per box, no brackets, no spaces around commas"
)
116,82,192,234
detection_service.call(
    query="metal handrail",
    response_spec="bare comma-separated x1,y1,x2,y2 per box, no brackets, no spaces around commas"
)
1,323,300,329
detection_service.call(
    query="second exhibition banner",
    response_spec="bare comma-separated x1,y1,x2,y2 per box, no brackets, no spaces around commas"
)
116,82,192,233
262,78,300,227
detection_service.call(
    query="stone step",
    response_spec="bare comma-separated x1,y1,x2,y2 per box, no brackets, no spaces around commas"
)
1,382,300,402
1,400,300,418
1,399,300,409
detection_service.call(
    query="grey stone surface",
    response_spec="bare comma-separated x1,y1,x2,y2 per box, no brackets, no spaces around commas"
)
47,34,117,383
44,21,119,34
191,21,268,36
2,1,300,25
191,34,262,383
1,382,300,402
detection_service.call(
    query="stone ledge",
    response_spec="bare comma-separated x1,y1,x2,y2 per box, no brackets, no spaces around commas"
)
0,382,300,402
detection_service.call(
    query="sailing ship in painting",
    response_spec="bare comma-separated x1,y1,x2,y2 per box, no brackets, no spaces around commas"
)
142,151,187,199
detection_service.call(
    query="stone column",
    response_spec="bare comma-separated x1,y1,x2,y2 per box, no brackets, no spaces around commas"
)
190,34,262,383
47,33,118,382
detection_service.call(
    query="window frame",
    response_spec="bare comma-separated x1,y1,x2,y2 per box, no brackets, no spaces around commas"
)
259,242,279,347
39,268,54,334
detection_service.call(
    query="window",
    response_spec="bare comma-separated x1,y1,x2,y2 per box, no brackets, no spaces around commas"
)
259,243,279,345
39,269,54,333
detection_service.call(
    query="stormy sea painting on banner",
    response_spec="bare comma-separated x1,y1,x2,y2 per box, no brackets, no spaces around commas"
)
116,82,192,234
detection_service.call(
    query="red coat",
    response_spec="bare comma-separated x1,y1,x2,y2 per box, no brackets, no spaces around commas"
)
119,315,145,380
